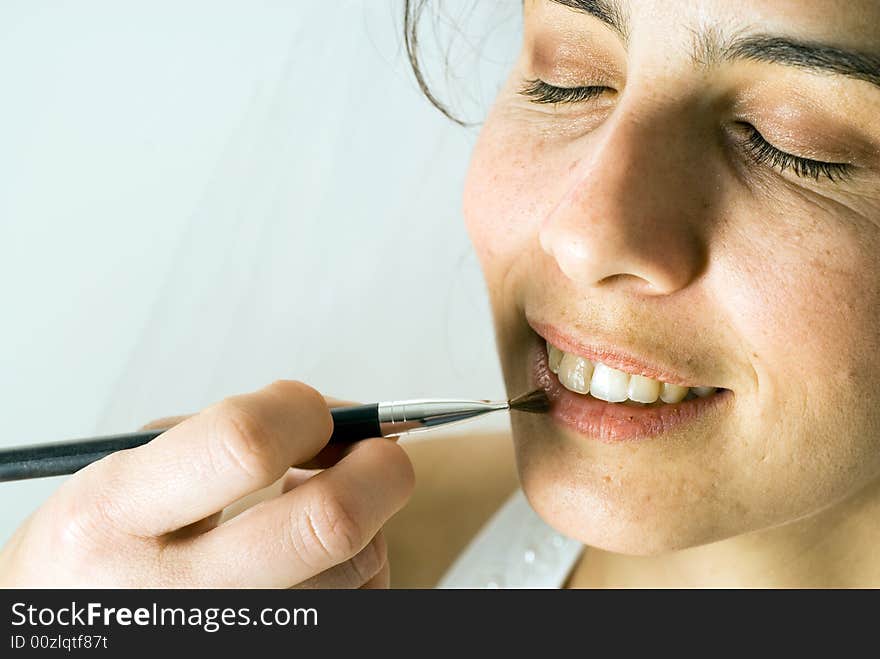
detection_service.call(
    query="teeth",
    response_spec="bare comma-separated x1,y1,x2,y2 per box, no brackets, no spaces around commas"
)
627,374,660,403
659,382,688,404
546,340,719,405
557,353,594,394
589,362,630,403
547,341,564,373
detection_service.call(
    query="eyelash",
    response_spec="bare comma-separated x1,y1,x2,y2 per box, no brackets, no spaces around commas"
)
519,78,608,104
739,123,852,183
519,78,853,184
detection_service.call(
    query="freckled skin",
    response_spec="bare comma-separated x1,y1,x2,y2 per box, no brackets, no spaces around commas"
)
463,0,880,582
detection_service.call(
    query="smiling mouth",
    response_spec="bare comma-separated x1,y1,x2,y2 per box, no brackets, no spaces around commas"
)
527,328,733,443
545,339,724,408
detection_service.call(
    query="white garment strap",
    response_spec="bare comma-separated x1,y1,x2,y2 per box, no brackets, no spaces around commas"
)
436,488,584,588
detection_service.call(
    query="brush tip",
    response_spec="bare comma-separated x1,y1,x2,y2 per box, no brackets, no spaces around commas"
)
508,389,551,414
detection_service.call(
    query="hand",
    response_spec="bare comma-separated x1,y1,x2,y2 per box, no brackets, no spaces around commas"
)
0,380,415,587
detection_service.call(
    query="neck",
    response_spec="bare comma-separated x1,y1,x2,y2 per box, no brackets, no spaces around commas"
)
566,477,880,588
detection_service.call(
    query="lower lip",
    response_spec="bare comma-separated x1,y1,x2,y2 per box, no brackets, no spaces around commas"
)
530,339,733,443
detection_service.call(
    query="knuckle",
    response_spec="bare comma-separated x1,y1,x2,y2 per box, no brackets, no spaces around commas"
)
51,487,127,559
292,492,366,567
210,401,282,481
55,506,100,554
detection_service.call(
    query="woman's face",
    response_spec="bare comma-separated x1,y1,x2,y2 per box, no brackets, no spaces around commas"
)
463,0,880,553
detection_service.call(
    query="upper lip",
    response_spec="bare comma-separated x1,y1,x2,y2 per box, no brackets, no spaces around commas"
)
528,317,722,389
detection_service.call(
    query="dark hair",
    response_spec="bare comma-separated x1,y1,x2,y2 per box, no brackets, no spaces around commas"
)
403,0,467,126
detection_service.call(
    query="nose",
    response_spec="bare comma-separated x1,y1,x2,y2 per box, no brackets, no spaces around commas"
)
538,106,709,296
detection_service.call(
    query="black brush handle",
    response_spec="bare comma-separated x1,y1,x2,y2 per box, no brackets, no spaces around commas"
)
0,432,160,481
327,403,380,442
0,404,382,482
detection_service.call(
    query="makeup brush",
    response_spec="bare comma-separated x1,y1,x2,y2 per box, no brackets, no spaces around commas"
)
0,390,550,482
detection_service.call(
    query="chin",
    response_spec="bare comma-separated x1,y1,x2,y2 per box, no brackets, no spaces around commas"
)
507,415,764,556
518,473,724,556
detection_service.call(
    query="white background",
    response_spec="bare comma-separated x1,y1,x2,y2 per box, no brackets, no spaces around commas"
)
0,1,521,544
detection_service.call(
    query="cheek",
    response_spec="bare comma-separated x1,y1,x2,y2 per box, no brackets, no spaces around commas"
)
720,195,880,392
463,120,557,270
717,191,880,495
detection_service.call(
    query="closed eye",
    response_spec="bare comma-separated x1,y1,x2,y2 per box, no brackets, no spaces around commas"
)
519,78,609,104
738,123,853,183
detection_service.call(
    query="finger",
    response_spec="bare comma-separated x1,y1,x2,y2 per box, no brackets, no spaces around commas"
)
303,432,403,471
292,532,387,589
71,380,333,537
360,558,390,589
138,399,352,470
139,394,350,432
179,438,414,587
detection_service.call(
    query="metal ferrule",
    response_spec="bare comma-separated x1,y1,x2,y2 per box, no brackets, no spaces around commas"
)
377,399,509,437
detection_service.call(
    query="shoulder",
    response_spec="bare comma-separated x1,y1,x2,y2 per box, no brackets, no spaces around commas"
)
384,430,519,588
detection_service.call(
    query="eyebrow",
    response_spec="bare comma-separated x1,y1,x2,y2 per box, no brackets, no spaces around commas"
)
548,0,880,91
718,35,880,91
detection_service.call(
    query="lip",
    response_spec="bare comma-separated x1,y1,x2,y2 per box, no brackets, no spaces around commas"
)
528,318,718,388
529,334,734,443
